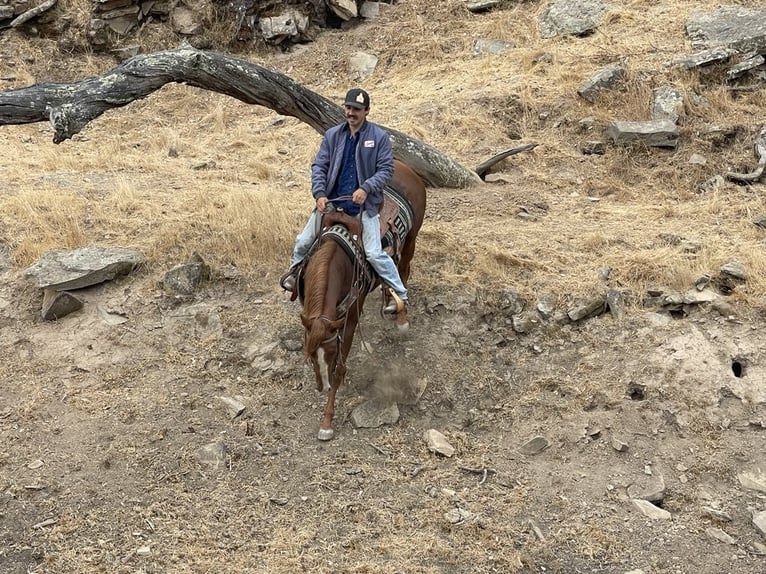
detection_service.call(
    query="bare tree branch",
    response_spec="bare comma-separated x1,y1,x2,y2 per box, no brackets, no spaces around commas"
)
0,45,481,188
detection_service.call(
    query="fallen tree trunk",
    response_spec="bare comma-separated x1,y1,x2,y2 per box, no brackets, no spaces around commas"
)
0,45,481,188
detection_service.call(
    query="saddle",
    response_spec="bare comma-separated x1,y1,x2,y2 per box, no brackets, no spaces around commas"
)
290,186,415,309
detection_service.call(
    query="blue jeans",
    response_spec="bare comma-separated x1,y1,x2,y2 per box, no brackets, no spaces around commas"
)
290,210,408,301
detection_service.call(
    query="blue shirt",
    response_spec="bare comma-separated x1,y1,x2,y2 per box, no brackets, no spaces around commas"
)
328,131,360,215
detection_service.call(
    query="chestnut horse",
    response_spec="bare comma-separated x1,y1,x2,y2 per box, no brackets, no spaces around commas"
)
299,160,426,440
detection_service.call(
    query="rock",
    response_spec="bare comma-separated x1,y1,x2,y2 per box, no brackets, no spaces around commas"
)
218,396,246,419
606,289,625,321
444,507,475,524
753,510,766,538
350,399,400,429
688,153,707,166
652,86,684,123
631,498,671,520
606,120,679,149
685,7,766,53
349,51,378,81
424,429,455,457
161,253,210,295
518,435,549,455
536,293,557,319
720,261,746,280
753,214,766,229
171,7,202,36
473,38,515,56
669,47,738,70
611,436,629,452
359,1,380,19
701,506,732,522
328,0,357,20
567,295,607,321
25,246,144,291
259,10,310,44
538,0,610,39
577,63,626,103
706,527,736,545
464,0,503,13
41,289,83,320
195,441,227,469
738,469,766,494
627,475,665,503
512,311,539,334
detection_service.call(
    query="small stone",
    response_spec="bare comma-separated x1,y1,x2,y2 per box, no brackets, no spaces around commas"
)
444,508,474,524
752,510,766,538
136,546,151,556
611,437,629,452
518,435,550,455
706,527,735,545
631,498,671,520
424,429,455,457
738,470,766,494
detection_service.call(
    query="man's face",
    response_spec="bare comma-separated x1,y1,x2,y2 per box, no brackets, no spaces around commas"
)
344,105,368,131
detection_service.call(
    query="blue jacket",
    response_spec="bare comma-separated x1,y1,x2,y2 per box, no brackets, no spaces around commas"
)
311,119,394,216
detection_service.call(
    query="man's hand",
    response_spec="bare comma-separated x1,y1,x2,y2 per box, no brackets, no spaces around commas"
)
352,188,367,205
316,197,328,213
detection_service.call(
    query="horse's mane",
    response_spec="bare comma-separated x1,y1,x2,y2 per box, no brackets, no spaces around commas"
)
302,240,338,356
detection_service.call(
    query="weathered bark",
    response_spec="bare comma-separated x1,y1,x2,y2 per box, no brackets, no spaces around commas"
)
725,127,766,183
0,45,481,188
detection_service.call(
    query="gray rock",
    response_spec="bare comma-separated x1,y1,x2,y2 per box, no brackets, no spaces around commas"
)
606,120,679,149
577,63,626,103
359,1,380,19
259,10,309,44
706,527,736,545
670,46,738,70
536,293,557,319
424,429,455,457
512,311,539,333
162,253,210,295
350,399,399,429
606,289,625,321
473,38,515,56
738,469,766,494
41,289,83,321
539,0,610,39
753,214,766,229
518,435,549,455
720,261,746,280
686,8,766,53
464,0,502,13
631,498,671,520
753,510,766,538
349,51,378,81
25,246,144,291
567,295,607,321
195,441,227,469
328,0,357,20
652,86,684,123
218,396,246,419
727,53,765,80
701,506,732,522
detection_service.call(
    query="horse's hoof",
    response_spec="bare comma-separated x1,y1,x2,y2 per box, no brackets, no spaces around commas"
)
396,321,410,332
317,428,334,441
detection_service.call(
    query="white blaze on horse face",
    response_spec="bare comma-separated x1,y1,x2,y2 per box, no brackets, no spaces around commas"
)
316,348,331,392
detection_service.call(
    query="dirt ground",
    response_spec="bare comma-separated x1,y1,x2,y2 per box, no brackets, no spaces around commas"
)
2,0,766,573
2,181,766,574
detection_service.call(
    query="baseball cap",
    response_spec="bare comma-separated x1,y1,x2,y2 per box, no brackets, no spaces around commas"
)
343,88,370,109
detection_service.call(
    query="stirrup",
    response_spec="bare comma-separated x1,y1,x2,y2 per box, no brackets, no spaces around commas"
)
383,289,406,314
280,270,297,292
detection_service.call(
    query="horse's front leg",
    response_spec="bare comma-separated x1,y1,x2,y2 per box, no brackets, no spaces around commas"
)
318,362,346,441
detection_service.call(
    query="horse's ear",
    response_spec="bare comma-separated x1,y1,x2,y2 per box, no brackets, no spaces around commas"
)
300,313,311,330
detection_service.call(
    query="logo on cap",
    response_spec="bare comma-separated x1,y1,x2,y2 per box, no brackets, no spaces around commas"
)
355,93,365,104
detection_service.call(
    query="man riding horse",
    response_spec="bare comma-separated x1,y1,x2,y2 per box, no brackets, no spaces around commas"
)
280,88,408,315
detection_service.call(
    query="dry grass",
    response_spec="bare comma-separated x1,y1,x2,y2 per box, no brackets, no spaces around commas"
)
1,1,765,295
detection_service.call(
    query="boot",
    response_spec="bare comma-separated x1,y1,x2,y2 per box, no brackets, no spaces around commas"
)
383,290,406,314
280,269,297,291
